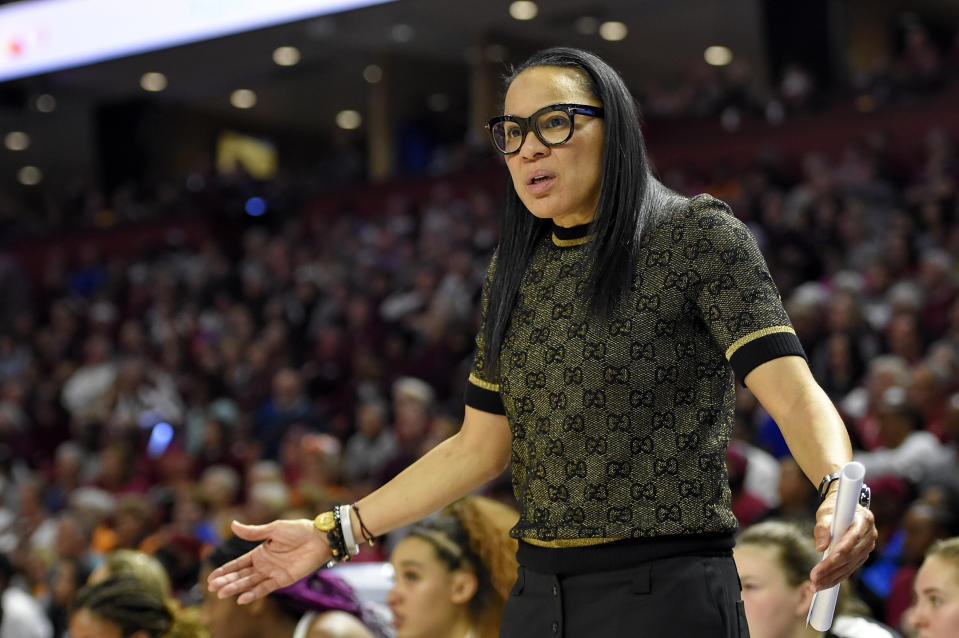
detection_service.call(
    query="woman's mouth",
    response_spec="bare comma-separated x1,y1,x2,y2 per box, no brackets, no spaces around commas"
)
527,173,556,194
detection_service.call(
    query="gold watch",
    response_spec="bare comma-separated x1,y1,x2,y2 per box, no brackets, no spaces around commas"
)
314,511,336,532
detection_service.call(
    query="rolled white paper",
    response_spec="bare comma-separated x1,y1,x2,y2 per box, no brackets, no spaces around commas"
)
806,461,865,631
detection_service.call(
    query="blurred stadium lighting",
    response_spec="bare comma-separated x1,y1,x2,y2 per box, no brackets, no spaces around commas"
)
509,1,538,21
704,45,734,66
17,166,42,185
363,64,383,84
230,89,257,109
140,72,168,92
34,94,56,112
273,46,301,66
336,109,362,129
4,131,30,151
599,21,628,41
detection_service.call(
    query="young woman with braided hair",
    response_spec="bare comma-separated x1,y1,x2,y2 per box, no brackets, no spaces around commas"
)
69,575,208,638
387,496,519,638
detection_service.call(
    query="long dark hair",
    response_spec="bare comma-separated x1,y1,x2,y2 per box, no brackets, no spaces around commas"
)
482,46,684,372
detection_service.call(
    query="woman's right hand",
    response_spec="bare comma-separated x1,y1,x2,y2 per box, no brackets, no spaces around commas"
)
206,518,331,604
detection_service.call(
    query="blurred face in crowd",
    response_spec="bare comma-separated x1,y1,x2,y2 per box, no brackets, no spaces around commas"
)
912,555,959,638
387,536,475,638
734,543,811,638
503,65,605,228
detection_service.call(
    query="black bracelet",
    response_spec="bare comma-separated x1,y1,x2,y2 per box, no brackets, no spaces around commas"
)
327,507,349,562
817,471,842,502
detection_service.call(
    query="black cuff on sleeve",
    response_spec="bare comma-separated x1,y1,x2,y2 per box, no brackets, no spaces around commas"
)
464,379,505,415
731,331,806,382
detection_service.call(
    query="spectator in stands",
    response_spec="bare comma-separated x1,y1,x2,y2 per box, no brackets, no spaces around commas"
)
256,368,324,461
53,512,98,575
734,521,898,638
907,362,951,441
842,355,911,451
0,552,53,638
727,442,770,527
855,386,951,484
388,496,518,638
46,556,92,638
60,335,115,429
376,377,434,484
342,397,397,489
759,456,819,529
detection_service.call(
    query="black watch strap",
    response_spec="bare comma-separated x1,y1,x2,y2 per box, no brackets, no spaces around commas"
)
817,471,842,502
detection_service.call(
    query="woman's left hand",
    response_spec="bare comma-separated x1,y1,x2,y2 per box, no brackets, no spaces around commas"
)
809,491,877,590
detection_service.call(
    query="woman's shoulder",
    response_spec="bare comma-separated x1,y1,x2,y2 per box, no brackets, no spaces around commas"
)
678,193,736,224
827,615,903,638
647,192,740,246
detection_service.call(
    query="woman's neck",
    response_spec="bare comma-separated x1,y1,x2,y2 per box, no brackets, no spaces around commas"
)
794,620,825,638
444,615,476,638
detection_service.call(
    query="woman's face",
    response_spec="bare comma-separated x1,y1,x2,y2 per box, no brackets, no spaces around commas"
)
912,555,959,638
387,537,467,638
68,609,124,638
734,544,808,638
503,66,605,228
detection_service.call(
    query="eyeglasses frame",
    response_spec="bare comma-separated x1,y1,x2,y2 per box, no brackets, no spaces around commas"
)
484,103,605,155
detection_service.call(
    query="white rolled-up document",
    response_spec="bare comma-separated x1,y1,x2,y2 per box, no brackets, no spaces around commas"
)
806,461,865,631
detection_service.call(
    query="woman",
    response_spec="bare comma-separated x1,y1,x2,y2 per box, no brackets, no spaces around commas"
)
388,496,519,638
909,536,959,638
200,536,382,638
734,521,899,638
208,47,877,637
88,549,173,600
69,575,207,638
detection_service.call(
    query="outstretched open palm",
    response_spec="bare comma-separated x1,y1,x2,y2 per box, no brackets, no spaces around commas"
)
207,518,331,605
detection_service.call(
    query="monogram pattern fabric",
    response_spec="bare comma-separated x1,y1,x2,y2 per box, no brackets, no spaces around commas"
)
468,194,802,541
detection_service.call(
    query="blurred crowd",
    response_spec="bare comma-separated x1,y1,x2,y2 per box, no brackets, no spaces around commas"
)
644,16,959,127
0,15,958,638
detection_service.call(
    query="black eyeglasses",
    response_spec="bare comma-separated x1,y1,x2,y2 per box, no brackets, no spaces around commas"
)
484,103,604,155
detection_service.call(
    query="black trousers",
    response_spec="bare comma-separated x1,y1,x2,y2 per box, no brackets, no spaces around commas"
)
499,555,749,638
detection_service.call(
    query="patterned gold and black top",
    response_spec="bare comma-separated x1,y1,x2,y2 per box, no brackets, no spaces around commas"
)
465,194,805,545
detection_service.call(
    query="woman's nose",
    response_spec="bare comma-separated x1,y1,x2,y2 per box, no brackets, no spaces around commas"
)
386,586,401,606
518,129,548,158
911,604,928,627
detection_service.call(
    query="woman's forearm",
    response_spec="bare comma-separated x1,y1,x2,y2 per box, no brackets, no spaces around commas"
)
350,407,512,538
746,356,852,489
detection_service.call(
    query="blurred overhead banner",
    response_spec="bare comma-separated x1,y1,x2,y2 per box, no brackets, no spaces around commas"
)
0,0,394,82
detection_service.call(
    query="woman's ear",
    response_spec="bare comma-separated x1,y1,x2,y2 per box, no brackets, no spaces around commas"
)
796,580,816,617
450,570,479,605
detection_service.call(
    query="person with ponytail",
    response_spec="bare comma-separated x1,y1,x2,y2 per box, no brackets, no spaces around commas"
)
69,576,207,638
209,46,877,637
387,496,519,638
